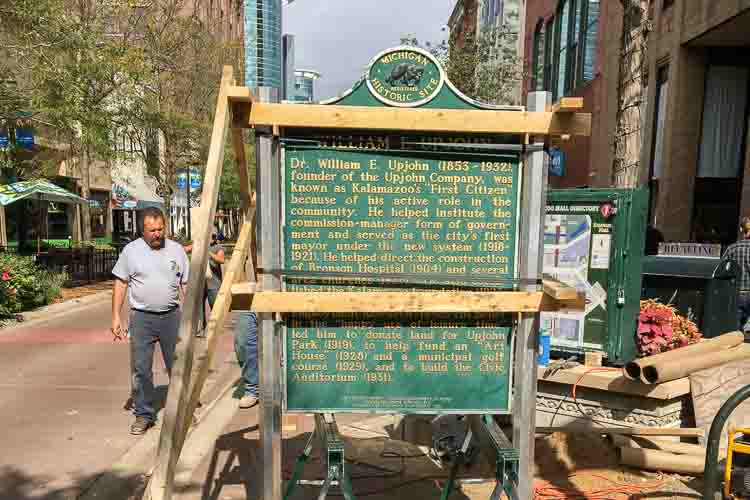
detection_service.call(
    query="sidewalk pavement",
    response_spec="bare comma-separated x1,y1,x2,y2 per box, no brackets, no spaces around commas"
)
0,291,241,500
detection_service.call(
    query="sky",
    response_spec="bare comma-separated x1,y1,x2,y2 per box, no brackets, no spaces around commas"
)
284,0,455,101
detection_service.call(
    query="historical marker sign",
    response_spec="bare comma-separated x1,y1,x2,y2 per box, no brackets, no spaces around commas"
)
280,46,525,414
367,48,444,107
283,147,521,413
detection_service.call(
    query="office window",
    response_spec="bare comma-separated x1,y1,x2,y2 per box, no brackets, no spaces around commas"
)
565,0,583,93
581,0,600,82
651,66,668,180
544,18,554,90
532,20,546,91
555,0,570,100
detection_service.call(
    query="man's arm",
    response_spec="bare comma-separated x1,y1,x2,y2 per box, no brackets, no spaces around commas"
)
111,278,128,340
209,247,225,265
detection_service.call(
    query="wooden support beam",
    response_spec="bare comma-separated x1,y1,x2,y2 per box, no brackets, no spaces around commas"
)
549,97,584,113
148,66,234,500
537,427,704,438
227,85,255,102
230,288,583,313
175,212,256,457
247,102,592,136
542,276,582,301
231,129,251,215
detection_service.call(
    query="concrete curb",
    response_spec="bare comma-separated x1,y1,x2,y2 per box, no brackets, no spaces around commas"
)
78,353,241,500
1,289,112,333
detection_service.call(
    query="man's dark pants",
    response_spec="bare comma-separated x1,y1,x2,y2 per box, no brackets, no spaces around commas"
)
198,288,219,334
129,308,180,422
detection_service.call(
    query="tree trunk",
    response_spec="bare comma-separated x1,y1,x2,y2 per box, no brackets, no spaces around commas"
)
613,0,650,187
80,148,92,241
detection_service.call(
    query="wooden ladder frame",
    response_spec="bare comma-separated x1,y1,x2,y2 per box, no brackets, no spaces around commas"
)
145,65,590,500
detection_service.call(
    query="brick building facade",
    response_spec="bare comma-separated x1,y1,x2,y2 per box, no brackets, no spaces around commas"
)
523,0,750,246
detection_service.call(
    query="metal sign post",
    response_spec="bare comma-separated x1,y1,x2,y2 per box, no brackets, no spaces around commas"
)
257,86,284,500
513,91,551,500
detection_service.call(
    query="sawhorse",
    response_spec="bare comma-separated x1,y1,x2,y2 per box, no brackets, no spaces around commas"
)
436,415,519,500
470,415,519,500
284,413,356,500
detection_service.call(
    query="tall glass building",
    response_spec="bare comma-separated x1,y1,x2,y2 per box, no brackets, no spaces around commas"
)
293,70,321,103
244,0,283,91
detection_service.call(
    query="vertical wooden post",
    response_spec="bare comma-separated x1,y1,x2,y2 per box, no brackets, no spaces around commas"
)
256,87,283,500
232,129,252,214
0,205,7,247
513,90,550,500
148,66,234,500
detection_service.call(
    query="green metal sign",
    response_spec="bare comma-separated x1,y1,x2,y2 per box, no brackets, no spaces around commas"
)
279,44,529,414
366,47,444,107
285,314,513,412
283,147,522,413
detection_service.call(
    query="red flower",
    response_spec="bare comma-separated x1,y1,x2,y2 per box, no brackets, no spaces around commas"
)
2,272,10,281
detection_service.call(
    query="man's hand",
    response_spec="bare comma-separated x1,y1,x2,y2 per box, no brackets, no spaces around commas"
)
112,278,128,342
111,317,124,341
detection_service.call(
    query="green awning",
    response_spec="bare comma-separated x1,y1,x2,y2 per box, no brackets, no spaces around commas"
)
0,179,86,206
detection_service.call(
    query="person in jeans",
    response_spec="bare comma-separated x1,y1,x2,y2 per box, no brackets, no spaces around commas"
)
111,207,189,435
235,312,259,408
185,229,225,337
724,216,750,336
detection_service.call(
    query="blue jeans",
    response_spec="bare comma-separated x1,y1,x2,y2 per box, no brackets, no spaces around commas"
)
129,308,179,422
234,312,258,397
738,293,750,332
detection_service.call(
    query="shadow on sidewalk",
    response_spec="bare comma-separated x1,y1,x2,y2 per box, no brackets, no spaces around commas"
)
0,465,147,500
185,424,476,500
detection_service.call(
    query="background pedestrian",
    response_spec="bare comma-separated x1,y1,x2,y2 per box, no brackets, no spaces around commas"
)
724,216,750,336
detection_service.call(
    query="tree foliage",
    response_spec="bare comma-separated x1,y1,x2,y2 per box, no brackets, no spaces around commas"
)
0,0,237,236
0,0,140,238
402,24,523,106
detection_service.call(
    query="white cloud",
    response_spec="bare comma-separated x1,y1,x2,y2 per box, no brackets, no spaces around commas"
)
284,0,453,100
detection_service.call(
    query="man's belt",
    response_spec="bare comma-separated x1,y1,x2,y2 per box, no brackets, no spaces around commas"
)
132,307,178,315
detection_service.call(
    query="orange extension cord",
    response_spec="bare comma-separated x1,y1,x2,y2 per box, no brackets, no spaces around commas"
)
533,367,669,499
534,473,668,499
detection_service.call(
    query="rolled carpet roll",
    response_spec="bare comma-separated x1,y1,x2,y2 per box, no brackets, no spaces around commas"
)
619,446,704,475
623,331,744,381
641,343,750,385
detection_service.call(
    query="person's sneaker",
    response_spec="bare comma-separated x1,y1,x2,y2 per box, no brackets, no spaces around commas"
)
239,394,258,409
123,397,134,412
130,416,153,435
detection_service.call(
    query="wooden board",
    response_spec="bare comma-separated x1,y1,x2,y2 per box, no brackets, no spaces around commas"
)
247,102,592,136
537,365,691,401
231,288,583,313
227,85,254,102
550,97,584,113
175,213,255,455
537,426,704,437
542,276,583,301
148,66,233,500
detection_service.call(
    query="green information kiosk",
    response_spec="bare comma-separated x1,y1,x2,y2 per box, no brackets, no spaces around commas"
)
543,188,649,364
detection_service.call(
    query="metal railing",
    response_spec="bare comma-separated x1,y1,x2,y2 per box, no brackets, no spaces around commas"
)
35,246,122,285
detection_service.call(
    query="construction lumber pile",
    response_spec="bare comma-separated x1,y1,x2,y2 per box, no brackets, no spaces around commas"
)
624,331,749,384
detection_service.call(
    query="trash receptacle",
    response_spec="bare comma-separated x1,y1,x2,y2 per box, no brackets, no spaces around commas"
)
641,256,739,338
